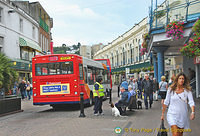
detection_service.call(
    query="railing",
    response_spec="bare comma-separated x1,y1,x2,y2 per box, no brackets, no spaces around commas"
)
150,0,200,30
39,17,49,33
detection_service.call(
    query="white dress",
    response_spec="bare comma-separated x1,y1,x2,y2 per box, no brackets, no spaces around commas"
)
164,88,195,129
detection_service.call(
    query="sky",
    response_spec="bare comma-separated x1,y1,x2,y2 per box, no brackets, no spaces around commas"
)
29,0,164,47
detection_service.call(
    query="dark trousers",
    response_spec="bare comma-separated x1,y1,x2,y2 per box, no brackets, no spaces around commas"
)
20,90,25,99
94,96,103,114
144,93,153,108
27,91,31,100
115,102,124,115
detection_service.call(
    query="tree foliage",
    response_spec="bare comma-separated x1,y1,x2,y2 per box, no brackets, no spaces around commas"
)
53,42,81,55
0,53,18,94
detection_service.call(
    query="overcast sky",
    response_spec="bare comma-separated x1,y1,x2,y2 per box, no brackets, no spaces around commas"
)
29,0,164,46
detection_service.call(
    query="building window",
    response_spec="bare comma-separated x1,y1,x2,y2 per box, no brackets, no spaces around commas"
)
32,26,35,39
40,34,42,47
0,7,3,23
0,36,3,52
21,49,29,60
19,18,23,32
21,48,35,61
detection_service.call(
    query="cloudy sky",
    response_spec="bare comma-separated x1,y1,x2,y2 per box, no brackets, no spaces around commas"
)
29,0,164,46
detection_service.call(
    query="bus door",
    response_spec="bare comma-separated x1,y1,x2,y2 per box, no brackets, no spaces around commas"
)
78,61,90,100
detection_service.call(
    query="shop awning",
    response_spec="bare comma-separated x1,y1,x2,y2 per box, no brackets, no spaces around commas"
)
19,37,42,52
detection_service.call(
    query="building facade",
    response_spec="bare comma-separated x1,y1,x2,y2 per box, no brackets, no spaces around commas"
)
80,45,91,59
0,0,53,81
94,17,151,84
148,0,200,98
91,43,104,59
12,1,53,54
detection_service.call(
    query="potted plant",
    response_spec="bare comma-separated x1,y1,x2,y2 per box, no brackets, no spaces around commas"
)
166,21,184,40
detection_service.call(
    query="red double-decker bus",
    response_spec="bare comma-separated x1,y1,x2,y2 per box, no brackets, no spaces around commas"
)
32,54,111,108
94,59,112,89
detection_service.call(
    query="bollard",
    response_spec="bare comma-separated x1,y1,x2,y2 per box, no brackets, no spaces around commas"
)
118,85,120,97
79,92,86,117
109,88,112,104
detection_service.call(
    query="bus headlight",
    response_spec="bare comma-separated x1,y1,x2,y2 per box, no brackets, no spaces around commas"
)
75,92,77,95
34,93,37,96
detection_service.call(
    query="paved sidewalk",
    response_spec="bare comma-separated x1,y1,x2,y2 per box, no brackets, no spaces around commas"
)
0,85,199,136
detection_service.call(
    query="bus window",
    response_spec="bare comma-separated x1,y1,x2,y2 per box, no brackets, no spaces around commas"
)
41,64,48,75
99,69,103,77
49,63,60,75
92,68,96,82
35,65,42,76
107,71,110,83
79,64,83,80
88,67,94,85
61,62,73,74
49,64,56,75
103,70,108,83
84,67,88,83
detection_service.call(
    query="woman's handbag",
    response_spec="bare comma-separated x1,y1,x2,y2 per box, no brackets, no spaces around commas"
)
157,120,168,136
26,86,30,91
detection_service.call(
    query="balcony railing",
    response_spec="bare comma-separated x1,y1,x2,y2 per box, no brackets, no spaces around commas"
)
150,0,200,30
39,17,49,33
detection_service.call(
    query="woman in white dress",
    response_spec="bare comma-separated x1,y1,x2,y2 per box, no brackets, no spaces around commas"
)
161,73,195,136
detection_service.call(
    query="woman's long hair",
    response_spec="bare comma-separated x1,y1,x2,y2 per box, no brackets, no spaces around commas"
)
170,72,191,92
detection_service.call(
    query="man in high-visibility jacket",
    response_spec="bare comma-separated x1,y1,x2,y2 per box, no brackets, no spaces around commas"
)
93,76,104,115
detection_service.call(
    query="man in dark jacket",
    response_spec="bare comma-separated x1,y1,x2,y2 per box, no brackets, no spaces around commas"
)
142,74,154,109
18,80,26,100
115,87,130,115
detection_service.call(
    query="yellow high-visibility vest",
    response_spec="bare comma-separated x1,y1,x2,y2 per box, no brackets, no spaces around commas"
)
93,82,104,97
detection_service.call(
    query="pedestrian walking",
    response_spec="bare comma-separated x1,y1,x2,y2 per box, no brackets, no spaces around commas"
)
161,73,195,136
18,80,26,100
141,74,153,109
26,81,31,100
93,76,105,115
159,76,168,106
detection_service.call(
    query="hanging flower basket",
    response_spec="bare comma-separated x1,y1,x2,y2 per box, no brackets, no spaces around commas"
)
166,21,184,40
142,33,150,49
180,19,200,58
140,48,147,55
140,33,150,56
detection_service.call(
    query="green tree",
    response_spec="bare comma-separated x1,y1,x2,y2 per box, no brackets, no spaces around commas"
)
0,53,18,95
